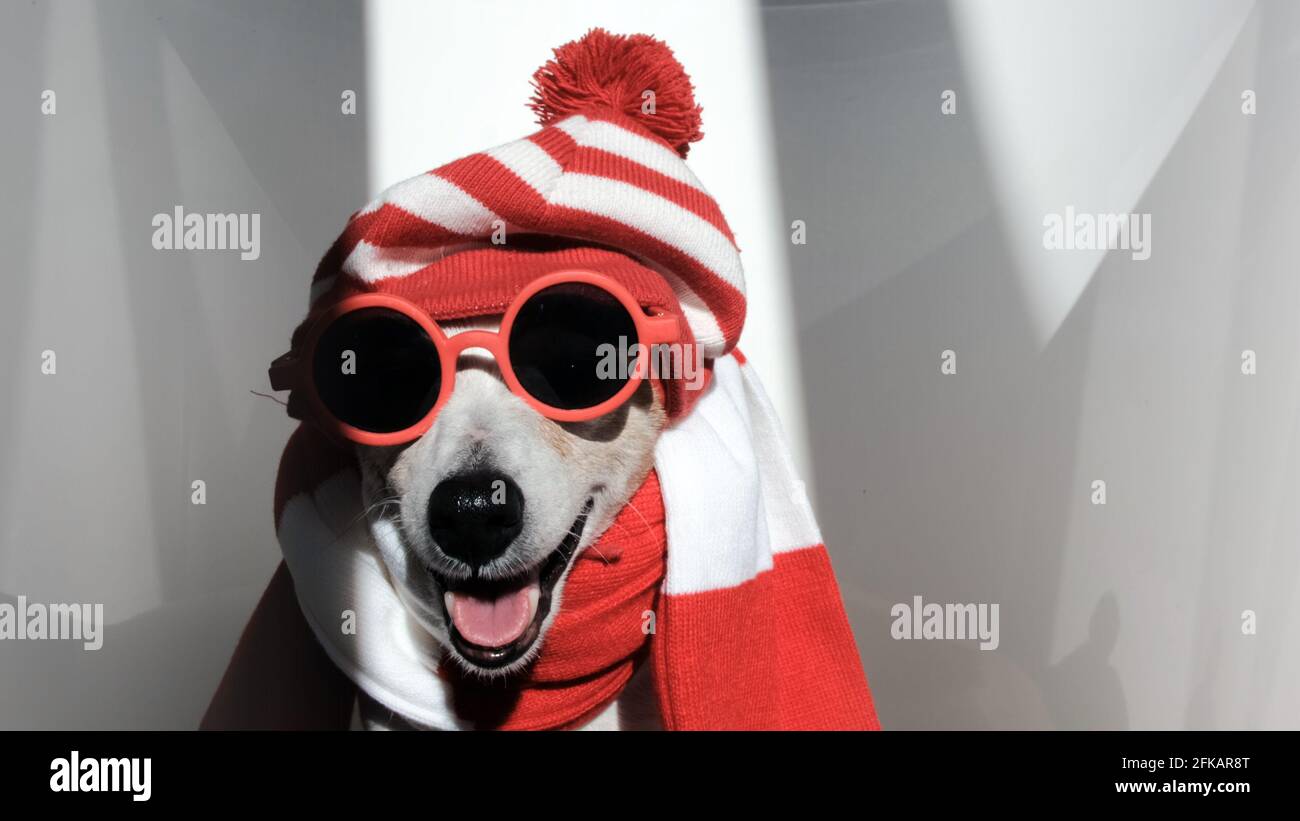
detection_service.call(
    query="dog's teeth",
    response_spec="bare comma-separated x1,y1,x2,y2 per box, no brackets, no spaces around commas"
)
443,592,454,615
527,582,540,615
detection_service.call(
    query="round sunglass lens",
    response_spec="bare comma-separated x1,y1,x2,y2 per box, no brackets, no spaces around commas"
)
508,283,639,412
312,307,441,434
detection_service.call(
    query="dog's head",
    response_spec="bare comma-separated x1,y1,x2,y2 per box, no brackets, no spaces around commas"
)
356,316,666,677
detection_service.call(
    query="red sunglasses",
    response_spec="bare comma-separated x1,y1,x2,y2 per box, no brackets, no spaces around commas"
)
269,270,682,446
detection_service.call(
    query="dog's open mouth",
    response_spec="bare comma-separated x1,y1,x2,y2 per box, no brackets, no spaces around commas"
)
431,499,593,670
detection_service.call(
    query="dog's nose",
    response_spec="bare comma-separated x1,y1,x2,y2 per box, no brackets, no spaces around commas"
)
427,473,525,571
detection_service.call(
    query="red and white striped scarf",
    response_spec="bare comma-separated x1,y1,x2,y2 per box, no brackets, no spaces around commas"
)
274,352,878,730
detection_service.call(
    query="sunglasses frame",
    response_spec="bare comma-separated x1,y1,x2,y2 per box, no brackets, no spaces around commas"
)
269,269,682,446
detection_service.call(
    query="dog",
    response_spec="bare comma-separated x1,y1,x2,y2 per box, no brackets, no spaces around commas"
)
352,315,667,729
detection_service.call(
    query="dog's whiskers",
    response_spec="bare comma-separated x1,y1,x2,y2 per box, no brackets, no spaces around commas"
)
323,495,403,549
601,496,655,547
556,517,611,564
581,537,611,565
356,496,402,527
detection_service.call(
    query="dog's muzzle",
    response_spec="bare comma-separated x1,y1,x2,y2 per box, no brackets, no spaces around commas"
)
424,477,591,670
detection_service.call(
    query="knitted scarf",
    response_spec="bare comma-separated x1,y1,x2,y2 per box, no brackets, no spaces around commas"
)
274,353,879,730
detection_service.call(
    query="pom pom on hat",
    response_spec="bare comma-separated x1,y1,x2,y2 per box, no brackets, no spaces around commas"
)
529,28,704,157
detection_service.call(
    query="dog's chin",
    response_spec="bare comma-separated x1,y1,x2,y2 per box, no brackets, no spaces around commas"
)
423,499,594,677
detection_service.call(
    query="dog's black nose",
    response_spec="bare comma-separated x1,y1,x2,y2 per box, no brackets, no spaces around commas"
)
428,473,524,571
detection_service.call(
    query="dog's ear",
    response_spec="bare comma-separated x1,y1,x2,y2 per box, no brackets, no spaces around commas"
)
201,562,356,729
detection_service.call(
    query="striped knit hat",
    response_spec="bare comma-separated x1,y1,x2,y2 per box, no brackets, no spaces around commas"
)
299,29,745,400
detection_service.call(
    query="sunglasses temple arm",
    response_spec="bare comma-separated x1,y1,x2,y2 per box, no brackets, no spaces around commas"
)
268,351,300,392
642,315,683,346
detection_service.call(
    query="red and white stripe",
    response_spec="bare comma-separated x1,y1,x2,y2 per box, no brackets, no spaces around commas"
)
649,354,878,729
309,113,747,358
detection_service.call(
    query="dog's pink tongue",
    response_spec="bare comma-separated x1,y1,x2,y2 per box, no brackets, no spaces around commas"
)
449,583,537,648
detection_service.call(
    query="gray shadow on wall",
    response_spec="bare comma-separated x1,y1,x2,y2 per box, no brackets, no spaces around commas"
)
92,0,371,600
1182,0,1300,730
0,0,368,729
0,0,50,563
758,0,1108,728
1045,592,1128,729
